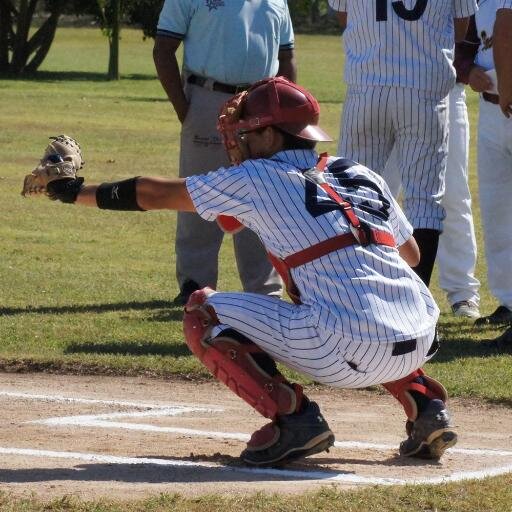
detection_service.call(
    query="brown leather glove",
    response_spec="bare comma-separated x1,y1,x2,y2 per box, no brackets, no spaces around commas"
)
21,135,84,197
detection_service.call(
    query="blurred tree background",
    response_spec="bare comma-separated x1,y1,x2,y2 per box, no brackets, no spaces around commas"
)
0,0,338,77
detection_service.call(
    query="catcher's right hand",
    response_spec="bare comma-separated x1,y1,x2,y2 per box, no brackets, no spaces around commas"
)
21,135,84,198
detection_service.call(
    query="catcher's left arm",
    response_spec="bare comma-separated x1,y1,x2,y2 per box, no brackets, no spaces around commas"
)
22,135,195,212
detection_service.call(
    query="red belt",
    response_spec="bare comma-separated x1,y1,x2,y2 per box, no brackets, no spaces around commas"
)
283,229,395,269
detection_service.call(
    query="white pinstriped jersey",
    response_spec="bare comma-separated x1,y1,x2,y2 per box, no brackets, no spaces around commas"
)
328,0,478,96
187,149,439,344
497,0,512,6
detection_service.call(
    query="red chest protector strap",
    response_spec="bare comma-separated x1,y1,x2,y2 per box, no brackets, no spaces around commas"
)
270,153,396,304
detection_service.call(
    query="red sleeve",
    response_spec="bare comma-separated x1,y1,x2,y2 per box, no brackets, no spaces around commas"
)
454,15,481,84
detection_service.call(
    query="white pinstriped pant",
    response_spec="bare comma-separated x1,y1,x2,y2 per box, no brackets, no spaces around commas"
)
339,85,448,231
208,292,438,388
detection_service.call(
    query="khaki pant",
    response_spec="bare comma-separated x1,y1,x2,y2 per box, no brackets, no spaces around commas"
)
176,80,282,295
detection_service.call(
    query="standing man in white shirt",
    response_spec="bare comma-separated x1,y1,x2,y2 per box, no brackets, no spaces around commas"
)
153,0,296,304
328,0,478,288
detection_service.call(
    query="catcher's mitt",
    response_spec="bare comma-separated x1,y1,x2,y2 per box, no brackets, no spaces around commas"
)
21,135,84,198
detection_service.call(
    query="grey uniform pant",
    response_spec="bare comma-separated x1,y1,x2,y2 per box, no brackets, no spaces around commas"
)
176,81,282,295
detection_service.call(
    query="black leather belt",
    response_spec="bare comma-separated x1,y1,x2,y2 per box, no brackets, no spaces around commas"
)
187,74,249,95
390,331,440,358
482,92,500,105
391,339,417,356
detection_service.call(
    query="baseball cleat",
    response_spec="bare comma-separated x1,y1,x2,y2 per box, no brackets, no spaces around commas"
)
451,300,480,319
474,305,512,327
399,399,457,460
241,400,334,467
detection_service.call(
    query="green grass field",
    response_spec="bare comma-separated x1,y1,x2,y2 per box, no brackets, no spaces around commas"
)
1,27,512,511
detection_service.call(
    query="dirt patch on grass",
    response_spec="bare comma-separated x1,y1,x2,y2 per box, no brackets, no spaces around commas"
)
0,373,511,500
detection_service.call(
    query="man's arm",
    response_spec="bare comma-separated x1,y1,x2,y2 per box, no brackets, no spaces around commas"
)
454,17,470,42
453,14,493,92
153,36,189,124
453,14,480,84
335,12,347,30
75,177,196,212
494,8,512,117
277,49,297,82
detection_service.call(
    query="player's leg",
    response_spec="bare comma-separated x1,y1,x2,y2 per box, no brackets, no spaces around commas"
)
339,85,395,172
395,89,448,286
437,85,480,317
183,288,334,467
194,290,454,462
382,329,457,460
176,84,227,302
475,98,512,324
233,227,283,296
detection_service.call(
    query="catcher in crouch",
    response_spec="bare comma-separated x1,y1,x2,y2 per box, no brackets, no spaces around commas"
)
22,77,457,467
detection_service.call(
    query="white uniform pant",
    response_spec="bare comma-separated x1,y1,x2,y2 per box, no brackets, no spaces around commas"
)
383,85,480,306
477,98,512,308
438,85,479,305
208,292,438,388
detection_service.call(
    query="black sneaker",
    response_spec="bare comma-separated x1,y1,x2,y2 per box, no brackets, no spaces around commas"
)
474,305,512,327
173,279,201,306
400,399,457,460
240,401,335,467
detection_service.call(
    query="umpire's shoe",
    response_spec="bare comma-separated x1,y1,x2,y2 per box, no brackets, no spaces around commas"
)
241,400,334,467
173,279,201,306
400,399,457,460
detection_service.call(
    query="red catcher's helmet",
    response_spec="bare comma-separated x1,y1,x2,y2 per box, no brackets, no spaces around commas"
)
237,77,332,141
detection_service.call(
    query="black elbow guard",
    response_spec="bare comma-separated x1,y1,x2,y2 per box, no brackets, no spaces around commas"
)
96,177,145,211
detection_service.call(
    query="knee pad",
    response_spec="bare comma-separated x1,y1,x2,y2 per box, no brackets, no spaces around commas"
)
183,295,302,420
183,287,220,359
382,368,448,421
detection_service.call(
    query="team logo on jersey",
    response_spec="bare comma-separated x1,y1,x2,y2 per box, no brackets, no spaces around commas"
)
480,30,493,51
205,0,224,11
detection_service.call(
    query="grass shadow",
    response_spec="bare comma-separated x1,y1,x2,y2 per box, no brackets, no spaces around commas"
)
430,336,512,363
0,457,346,484
64,340,190,357
1,71,156,82
0,300,182,319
